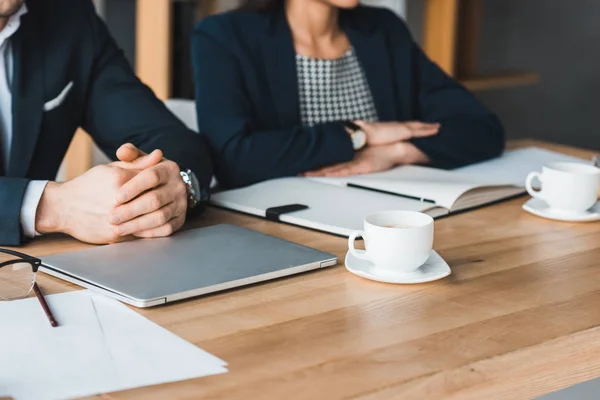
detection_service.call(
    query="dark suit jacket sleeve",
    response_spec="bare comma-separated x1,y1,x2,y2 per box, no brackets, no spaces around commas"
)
191,29,354,189
80,1,213,190
0,178,29,245
407,33,505,168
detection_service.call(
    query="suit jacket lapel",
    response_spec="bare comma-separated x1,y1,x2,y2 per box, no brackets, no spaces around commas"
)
260,10,300,128
343,13,398,122
9,11,44,177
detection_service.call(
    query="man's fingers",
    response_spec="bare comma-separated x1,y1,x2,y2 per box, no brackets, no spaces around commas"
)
115,143,163,170
110,187,172,225
108,234,137,244
116,143,147,162
133,215,185,239
114,149,163,170
113,202,177,236
115,165,169,205
130,149,163,169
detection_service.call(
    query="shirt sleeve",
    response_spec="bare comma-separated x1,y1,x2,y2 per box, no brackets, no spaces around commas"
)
20,180,49,238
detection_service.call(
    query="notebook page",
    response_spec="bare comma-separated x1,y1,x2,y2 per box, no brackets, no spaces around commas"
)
311,147,589,209
311,166,487,210
454,147,588,186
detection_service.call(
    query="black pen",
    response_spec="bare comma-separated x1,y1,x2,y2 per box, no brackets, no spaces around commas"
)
347,183,436,204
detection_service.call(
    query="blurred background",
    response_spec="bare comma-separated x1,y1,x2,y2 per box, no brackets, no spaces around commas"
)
65,0,597,180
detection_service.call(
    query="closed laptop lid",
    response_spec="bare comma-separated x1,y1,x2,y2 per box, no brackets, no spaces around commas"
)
535,377,600,399
41,224,336,305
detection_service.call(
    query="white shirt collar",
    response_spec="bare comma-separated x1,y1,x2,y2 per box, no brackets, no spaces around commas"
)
0,3,28,47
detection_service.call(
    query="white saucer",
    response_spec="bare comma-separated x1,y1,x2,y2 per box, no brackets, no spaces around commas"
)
345,250,451,284
522,198,600,222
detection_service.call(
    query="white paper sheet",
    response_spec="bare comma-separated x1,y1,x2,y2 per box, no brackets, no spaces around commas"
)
454,147,588,186
0,290,227,400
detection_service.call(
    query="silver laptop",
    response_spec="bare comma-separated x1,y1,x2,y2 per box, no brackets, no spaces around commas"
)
41,224,337,308
535,377,600,399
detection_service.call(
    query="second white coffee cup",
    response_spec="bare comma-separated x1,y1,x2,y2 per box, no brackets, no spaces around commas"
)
526,162,600,214
348,210,434,274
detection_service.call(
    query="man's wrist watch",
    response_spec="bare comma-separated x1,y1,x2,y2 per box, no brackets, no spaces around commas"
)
342,121,367,151
180,169,202,209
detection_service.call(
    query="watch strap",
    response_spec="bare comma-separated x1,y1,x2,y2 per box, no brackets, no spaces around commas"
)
180,169,205,209
342,121,361,132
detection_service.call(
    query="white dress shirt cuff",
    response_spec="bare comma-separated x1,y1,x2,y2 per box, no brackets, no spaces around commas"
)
20,180,49,238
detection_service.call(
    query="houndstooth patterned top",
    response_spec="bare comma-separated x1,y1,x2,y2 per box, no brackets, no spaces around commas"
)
296,47,379,127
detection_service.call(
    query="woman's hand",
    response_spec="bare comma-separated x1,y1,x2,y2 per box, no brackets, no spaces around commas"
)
302,120,437,177
356,120,440,146
303,142,429,177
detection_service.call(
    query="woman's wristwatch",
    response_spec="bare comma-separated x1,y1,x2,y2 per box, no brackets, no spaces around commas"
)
342,121,367,151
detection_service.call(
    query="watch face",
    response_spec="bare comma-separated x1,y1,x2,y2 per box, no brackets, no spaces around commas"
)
180,170,203,208
352,130,367,150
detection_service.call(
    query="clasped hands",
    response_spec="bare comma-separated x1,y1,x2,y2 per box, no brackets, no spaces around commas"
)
304,120,440,177
36,144,188,244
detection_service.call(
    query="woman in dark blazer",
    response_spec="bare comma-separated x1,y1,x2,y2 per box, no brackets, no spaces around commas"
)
192,0,505,188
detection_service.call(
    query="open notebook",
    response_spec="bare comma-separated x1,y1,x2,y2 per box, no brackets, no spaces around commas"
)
211,147,588,236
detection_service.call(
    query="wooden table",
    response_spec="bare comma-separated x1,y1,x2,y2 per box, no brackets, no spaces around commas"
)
4,140,600,399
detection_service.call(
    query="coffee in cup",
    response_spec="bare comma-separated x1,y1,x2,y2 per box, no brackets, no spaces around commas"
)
348,210,433,274
526,162,600,214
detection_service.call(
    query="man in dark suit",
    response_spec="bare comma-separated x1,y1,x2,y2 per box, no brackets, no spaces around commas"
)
0,0,212,246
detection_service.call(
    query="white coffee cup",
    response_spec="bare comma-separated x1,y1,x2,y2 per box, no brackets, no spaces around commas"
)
526,162,600,214
348,210,434,274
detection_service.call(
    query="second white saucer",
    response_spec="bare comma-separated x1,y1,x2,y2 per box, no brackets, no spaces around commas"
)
522,198,600,222
345,250,451,284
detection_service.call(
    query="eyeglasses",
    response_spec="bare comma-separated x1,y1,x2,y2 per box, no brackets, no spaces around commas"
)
0,248,58,327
